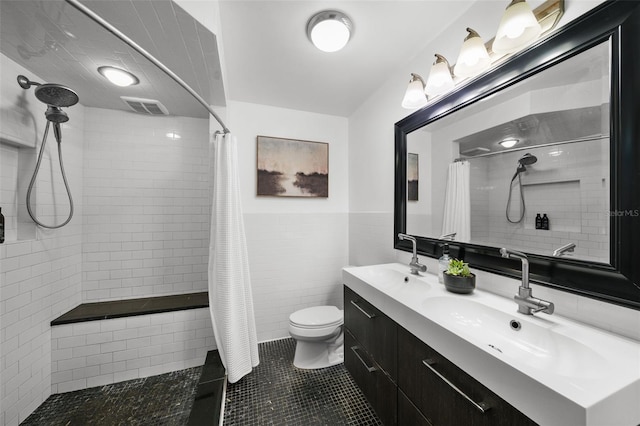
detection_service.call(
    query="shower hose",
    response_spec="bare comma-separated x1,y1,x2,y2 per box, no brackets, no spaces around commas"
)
506,171,526,223
26,121,74,229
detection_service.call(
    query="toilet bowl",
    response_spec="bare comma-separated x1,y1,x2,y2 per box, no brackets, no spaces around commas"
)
289,306,344,369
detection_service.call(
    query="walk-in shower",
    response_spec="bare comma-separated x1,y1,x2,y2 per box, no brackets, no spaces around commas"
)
18,74,79,228
506,153,538,223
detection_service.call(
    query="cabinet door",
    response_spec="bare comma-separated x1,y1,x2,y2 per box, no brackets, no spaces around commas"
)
345,329,397,426
398,327,537,426
344,286,397,380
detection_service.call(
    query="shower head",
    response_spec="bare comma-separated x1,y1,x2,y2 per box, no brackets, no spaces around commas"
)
518,153,538,166
17,75,79,108
35,84,79,108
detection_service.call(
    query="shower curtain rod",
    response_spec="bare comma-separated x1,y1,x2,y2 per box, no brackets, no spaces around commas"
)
65,0,230,134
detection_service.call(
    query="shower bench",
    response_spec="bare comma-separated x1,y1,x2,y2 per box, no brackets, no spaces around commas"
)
49,292,224,423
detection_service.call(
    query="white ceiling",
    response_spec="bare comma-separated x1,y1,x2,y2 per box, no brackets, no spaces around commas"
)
1,0,479,120
0,0,224,119
218,1,477,117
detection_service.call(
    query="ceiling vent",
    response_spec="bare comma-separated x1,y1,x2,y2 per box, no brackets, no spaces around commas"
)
120,96,169,115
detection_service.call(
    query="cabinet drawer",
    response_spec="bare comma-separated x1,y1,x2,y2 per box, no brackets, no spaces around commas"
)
344,286,397,380
345,329,397,426
398,327,536,426
398,389,432,426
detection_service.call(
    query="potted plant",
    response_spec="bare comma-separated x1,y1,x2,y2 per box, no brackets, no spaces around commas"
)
443,259,476,294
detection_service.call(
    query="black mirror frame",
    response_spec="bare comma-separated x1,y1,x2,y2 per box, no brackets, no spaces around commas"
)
394,0,640,310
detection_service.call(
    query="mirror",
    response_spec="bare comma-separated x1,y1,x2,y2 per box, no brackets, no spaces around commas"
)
395,1,640,309
406,41,610,263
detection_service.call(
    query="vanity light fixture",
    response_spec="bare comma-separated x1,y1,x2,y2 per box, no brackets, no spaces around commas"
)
400,0,563,108
425,54,455,98
492,0,542,54
454,28,491,78
98,66,139,87
500,138,519,148
306,10,353,53
401,73,428,109
166,131,181,140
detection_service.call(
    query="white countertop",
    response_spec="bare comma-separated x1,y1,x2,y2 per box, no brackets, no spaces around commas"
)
343,263,640,426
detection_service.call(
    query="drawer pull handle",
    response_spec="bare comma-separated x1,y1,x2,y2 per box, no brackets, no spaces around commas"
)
422,359,491,413
350,300,376,319
351,346,377,372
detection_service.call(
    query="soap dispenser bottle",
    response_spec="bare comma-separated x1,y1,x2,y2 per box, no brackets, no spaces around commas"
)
542,213,549,230
438,243,451,284
535,213,542,230
0,207,4,244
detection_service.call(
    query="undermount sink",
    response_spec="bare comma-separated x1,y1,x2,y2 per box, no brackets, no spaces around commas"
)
421,297,608,379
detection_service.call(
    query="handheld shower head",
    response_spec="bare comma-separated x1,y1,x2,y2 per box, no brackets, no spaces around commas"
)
45,106,69,123
518,153,538,167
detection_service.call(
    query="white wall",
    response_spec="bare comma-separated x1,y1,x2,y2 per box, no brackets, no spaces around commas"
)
227,100,349,341
1,55,84,425
347,0,640,341
81,108,210,302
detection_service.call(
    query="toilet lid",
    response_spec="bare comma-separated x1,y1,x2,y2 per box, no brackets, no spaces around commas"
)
289,306,343,328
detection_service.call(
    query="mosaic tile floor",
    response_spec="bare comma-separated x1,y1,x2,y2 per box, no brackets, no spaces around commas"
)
223,338,382,425
21,367,202,426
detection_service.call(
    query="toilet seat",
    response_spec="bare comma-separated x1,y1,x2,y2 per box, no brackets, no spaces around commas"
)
289,306,343,329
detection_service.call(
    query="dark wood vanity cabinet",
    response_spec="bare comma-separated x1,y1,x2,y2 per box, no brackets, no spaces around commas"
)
344,286,397,425
398,327,536,426
344,286,397,378
344,285,536,426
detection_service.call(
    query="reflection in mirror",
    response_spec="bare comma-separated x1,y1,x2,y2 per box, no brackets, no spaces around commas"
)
406,40,610,263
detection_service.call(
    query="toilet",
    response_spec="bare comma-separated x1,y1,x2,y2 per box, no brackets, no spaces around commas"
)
288,306,344,369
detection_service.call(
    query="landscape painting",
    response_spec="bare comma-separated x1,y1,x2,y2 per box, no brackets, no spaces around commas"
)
408,153,418,201
257,136,329,198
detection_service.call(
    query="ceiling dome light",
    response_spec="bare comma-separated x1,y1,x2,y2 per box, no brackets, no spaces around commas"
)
492,0,542,55
98,66,140,87
402,73,428,109
500,138,519,148
307,10,353,53
454,28,491,78
425,54,454,99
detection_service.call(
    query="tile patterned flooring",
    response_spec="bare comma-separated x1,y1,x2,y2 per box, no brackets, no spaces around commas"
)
21,337,380,425
21,367,201,425
223,338,382,426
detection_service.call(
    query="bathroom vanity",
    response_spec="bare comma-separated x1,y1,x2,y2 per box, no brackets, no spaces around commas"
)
343,264,640,426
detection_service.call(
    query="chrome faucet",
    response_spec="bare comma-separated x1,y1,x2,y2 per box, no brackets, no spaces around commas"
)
500,248,554,315
553,243,576,257
398,233,427,275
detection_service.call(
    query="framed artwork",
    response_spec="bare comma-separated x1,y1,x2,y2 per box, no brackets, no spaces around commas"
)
257,136,329,197
408,153,418,201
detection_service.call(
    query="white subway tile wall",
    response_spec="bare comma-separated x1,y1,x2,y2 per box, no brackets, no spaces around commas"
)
349,212,396,267
50,309,214,393
0,63,85,424
244,212,348,342
81,108,210,301
469,139,609,262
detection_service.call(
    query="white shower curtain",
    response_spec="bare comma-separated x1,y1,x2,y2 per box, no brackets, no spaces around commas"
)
208,132,259,383
442,161,471,242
